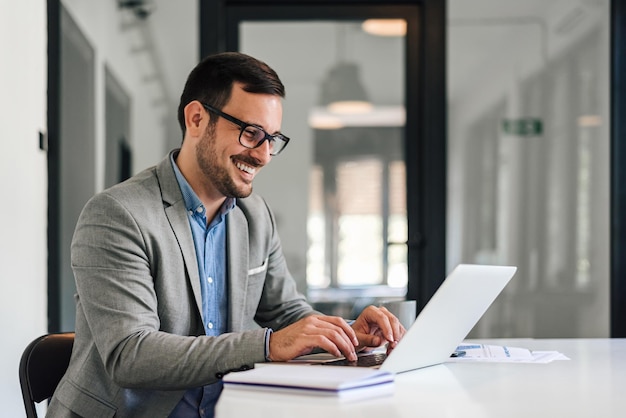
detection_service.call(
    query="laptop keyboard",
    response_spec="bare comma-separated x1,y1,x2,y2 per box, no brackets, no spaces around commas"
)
321,352,387,367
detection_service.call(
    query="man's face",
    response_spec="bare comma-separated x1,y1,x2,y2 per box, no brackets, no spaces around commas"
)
195,83,283,199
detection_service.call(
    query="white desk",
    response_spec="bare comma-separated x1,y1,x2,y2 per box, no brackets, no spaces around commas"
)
216,339,626,418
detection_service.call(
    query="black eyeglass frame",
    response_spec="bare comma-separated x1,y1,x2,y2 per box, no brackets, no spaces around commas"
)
201,103,290,156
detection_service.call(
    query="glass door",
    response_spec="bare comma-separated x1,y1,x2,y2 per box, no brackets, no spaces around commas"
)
211,3,426,318
447,0,611,338
241,20,407,317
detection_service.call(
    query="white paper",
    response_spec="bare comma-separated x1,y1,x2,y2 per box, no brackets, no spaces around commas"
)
447,344,570,363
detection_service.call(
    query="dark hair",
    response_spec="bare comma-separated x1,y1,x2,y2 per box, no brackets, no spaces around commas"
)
177,52,285,138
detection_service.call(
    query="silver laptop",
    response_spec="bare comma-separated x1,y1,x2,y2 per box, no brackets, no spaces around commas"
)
312,264,516,373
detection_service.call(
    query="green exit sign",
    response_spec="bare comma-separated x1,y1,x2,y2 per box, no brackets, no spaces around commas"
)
502,118,543,136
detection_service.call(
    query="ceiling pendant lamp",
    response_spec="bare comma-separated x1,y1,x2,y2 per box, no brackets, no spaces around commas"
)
318,24,373,115
319,62,373,114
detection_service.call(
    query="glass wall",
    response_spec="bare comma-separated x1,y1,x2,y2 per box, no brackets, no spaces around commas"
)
447,0,610,337
240,21,407,316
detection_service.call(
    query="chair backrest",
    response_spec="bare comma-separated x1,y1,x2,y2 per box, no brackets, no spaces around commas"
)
19,332,75,418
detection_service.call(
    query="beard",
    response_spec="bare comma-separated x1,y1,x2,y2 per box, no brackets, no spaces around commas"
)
195,123,254,198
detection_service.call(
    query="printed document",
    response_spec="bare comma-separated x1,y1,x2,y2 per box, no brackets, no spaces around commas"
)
447,343,569,363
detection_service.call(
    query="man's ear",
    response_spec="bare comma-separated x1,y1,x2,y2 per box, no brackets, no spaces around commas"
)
184,101,205,137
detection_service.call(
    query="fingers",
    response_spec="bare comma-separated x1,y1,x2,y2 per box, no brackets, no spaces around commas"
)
268,308,408,363
379,306,406,345
353,305,407,350
357,332,384,348
269,315,359,362
317,315,359,346
309,317,358,360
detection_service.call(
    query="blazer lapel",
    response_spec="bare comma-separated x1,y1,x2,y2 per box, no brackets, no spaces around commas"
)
227,206,249,332
156,153,203,319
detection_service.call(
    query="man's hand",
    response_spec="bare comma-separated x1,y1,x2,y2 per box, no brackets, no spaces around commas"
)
352,306,406,354
268,315,359,362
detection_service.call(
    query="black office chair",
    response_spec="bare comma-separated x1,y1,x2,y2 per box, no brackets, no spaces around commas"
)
19,332,75,418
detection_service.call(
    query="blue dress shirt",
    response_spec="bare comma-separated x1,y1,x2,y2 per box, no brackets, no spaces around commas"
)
169,154,235,418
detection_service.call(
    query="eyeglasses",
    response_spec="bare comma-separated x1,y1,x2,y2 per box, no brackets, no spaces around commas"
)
201,103,290,156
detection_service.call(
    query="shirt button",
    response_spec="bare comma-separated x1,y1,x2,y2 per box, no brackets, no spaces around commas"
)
207,276,213,284
196,207,203,213
208,322,213,329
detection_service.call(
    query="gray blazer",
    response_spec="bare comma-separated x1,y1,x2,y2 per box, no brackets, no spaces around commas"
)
47,152,315,417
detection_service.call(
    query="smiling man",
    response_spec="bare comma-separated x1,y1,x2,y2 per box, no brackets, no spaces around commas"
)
46,52,404,418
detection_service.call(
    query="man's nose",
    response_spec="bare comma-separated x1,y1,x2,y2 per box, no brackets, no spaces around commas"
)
249,139,272,164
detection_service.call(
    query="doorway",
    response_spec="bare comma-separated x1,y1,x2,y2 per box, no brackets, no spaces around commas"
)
200,0,447,315
105,66,132,189
56,5,96,332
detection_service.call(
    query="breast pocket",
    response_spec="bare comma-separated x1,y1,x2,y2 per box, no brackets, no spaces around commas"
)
247,258,268,276
243,258,269,323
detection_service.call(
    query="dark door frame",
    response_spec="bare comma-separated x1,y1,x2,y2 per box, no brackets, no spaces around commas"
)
47,0,61,332
200,0,447,314
610,0,626,337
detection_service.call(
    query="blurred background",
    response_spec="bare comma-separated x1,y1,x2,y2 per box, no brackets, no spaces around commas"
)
1,0,615,414
44,0,612,338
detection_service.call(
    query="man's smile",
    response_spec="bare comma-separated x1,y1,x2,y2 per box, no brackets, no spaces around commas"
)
234,159,257,175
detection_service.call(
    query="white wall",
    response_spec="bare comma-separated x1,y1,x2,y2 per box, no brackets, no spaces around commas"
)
0,1,48,416
62,0,197,178
55,0,197,330
0,1,197,415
